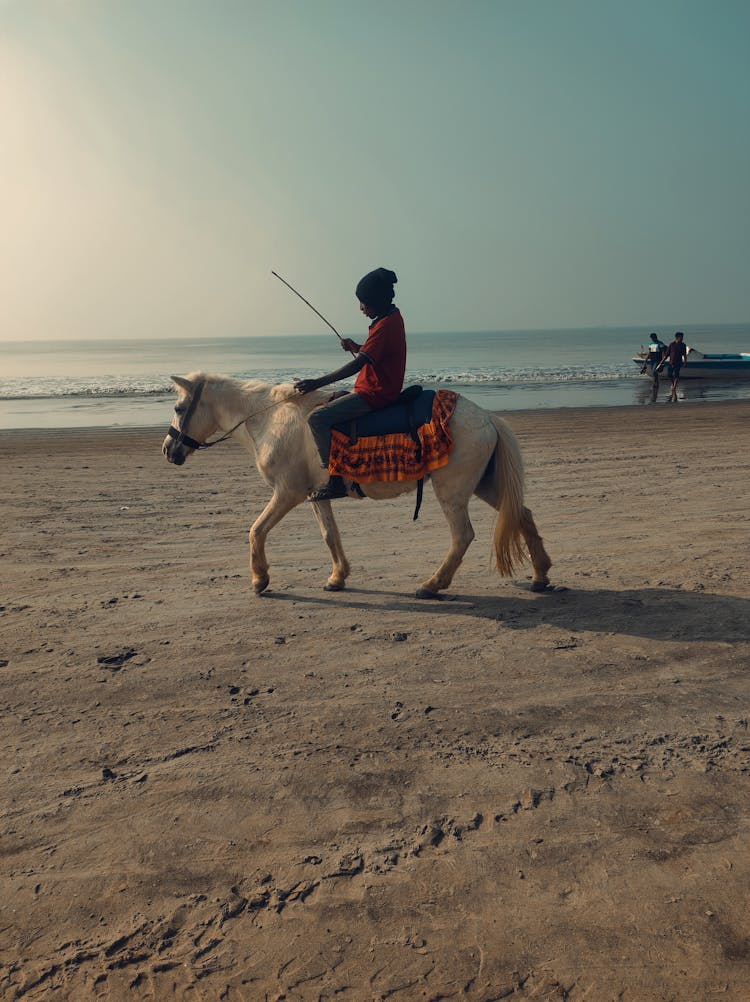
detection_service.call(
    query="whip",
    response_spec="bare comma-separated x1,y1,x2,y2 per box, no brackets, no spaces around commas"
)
268,272,338,338
271,271,355,354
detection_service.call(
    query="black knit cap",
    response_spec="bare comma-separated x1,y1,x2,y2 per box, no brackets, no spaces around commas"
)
355,268,398,311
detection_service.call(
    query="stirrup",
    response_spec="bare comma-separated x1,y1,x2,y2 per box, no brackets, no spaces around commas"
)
307,477,348,502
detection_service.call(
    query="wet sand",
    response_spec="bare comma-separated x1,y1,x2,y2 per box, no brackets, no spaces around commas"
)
2,401,750,1000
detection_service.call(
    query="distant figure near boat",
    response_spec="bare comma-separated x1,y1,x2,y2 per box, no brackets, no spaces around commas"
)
633,340,750,387
662,332,688,401
641,333,667,400
644,333,667,369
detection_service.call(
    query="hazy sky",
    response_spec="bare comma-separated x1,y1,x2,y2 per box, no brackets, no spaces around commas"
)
2,0,749,341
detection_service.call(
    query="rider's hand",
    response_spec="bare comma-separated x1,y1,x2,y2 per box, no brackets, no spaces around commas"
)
340,338,359,353
294,378,319,395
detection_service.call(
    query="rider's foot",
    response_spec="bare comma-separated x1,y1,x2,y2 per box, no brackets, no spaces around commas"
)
307,476,348,502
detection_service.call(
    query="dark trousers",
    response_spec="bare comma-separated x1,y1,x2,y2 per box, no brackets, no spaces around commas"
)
308,392,373,468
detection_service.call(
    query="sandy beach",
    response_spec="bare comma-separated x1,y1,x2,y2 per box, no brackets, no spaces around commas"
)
2,401,750,1001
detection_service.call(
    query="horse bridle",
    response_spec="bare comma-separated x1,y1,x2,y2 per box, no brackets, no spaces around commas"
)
166,379,300,452
166,379,247,452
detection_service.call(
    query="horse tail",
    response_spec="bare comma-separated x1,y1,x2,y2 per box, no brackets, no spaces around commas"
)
489,416,527,576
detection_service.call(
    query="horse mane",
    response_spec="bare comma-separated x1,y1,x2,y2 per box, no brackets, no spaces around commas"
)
182,372,292,408
182,372,318,461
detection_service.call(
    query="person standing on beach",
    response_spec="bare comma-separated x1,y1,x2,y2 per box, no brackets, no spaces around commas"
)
294,268,406,501
664,331,688,401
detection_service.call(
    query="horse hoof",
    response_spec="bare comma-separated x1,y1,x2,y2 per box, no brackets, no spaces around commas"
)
530,580,568,593
324,581,345,592
415,587,441,600
254,578,270,595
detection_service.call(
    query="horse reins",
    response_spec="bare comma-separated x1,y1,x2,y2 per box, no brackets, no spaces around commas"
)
168,273,348,453
166,379,299,452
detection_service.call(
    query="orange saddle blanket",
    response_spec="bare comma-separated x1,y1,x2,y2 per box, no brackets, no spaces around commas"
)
329,389,459,483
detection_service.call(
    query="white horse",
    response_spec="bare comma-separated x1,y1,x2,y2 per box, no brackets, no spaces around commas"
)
162,373,552,598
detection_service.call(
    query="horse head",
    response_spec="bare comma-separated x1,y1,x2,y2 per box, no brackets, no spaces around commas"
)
162,374,221,465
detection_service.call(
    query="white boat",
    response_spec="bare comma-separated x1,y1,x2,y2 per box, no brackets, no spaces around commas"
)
633,346,750,379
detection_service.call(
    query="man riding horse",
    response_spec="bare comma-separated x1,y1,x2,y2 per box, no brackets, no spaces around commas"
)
163,266,553,596
294,267,406,502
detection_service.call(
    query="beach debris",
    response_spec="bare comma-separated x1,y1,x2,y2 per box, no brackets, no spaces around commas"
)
553,637,579,650
97,648,137,669
101,767,117,781
390,631,408,642
0,660,8,668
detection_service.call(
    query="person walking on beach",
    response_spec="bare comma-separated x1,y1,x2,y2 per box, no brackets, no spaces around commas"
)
664,331,688,401
294,267,406,501
643,332,667,399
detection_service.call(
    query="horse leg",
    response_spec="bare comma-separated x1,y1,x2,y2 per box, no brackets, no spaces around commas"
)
310,500,351,591
249,492,300,594
476,481,552,590
521,506,552,591
416,499,475,598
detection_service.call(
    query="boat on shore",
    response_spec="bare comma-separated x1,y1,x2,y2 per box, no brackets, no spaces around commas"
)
633,346,750,379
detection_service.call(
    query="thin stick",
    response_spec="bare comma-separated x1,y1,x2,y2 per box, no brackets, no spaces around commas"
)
271,270,342,341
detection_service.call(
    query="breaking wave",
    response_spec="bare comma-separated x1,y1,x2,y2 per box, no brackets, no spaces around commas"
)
0,365,637,401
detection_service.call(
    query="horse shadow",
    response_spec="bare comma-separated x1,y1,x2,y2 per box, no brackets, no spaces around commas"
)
264,584,750,644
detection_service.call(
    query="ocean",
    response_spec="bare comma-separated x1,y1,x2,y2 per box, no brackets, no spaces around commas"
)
1,323,749,430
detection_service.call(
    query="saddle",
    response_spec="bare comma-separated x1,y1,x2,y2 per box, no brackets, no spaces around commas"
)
332,385,434,441
328,386,459,519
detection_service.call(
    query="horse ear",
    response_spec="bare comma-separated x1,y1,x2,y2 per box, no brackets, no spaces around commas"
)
170,375,194,394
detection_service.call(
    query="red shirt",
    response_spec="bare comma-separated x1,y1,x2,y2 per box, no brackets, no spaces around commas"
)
354,308,406,407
